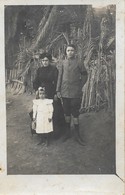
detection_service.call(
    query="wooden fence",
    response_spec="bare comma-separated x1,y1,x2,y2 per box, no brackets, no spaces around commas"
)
6,69,25,95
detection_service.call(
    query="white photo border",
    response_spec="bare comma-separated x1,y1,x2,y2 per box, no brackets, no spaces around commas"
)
0,0,124,194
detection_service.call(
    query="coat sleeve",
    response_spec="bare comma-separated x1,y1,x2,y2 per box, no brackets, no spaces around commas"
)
33,100,38,120
78,62,88,86
78,61,88,75
47,101,53,119
56,61,63,92
53,67,58,94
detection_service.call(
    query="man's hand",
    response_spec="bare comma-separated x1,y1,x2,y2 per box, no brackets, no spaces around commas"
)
48,118,52,122
57,92,61,99
32,121,36,129
54,94,58,101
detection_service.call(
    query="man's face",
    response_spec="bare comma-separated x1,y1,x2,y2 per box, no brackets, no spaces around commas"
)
66,46,75,58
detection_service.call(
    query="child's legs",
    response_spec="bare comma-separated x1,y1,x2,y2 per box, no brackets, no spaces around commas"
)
44,133,50,146
37,134,45,145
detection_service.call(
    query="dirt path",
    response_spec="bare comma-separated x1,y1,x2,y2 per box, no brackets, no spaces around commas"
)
6,92,115,174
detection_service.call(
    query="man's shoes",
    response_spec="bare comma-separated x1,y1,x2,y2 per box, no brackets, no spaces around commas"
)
74,125,86,146
62,122,71,142
75,135,86,146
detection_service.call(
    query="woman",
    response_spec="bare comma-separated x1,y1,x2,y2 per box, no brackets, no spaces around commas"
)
33,52,65,138
33,53,57,98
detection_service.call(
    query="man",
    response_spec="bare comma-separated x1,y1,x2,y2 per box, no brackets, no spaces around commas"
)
56,44,88,145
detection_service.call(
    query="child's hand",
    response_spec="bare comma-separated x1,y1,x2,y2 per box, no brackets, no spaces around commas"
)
48,118,52,122
32,121,36,129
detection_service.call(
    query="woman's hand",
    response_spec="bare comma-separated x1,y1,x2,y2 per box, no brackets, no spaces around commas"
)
57,92,61,99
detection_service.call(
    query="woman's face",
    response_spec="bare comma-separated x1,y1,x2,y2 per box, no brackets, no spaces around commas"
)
41,57,50,67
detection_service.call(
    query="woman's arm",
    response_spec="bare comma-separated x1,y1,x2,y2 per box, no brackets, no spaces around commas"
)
53,67,58,94
33,68,40,91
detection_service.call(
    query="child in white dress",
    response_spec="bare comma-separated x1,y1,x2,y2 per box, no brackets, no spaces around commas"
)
32,87,53,146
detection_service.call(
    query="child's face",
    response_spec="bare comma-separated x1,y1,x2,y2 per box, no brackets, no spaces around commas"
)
41,57,50,67
66,46,75,58
39,91,46,99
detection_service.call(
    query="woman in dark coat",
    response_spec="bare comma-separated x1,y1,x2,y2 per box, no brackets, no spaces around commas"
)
33,52,65,138
33,53,57,99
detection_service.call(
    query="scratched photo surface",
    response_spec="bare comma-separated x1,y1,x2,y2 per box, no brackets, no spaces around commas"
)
5,5,116,175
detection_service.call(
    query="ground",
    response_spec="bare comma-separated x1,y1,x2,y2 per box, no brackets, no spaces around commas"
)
6,92,115,175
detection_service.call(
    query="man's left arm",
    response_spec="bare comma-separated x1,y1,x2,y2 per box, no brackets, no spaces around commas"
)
78,63,88,86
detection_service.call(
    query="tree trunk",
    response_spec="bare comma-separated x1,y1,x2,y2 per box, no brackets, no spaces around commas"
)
30,6,58,51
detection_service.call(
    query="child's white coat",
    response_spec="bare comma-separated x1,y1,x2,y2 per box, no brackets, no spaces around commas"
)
33,99,53,134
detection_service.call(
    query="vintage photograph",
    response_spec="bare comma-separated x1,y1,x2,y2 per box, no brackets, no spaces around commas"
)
5,5,116,175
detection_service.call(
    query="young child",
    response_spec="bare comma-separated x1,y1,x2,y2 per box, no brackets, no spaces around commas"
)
32,87,53,146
